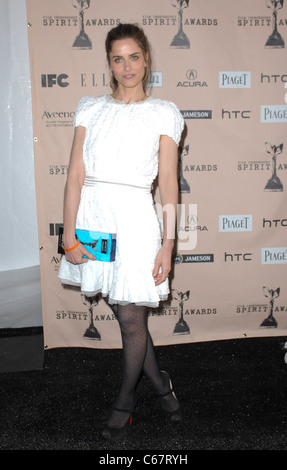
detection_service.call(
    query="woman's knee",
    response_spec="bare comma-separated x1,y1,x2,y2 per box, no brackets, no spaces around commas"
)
117,306,146,336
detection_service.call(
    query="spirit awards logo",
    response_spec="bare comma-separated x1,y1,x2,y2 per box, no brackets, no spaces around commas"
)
72,0,92,49
265,0,285,48
236,286,284,329
260,286,280,328
264,142,284,191
172,289,190,335
237,141,286,191
81,294,101,340
178,145,190,193
170,0,190,48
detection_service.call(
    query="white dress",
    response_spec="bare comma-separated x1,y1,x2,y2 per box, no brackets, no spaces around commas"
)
58,94,184,307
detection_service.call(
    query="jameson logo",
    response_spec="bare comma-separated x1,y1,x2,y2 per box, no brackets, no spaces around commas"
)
181,110,212,119
173,253,214,263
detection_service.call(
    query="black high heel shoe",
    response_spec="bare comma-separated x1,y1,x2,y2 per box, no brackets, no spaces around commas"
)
101,407,133,442
157,370,182,424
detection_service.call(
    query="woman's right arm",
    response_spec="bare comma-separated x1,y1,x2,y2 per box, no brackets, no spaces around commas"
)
62,125,95,264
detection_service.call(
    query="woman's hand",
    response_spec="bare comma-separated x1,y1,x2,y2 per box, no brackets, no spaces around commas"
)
153,241,173,286
64,241,96,265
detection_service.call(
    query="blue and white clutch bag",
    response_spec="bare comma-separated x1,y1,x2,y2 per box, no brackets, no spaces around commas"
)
75,229,117,262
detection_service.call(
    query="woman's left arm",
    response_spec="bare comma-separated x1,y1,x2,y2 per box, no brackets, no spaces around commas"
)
153,135,178,286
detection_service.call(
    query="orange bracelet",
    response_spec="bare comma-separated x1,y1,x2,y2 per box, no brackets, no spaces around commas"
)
63,240,80,252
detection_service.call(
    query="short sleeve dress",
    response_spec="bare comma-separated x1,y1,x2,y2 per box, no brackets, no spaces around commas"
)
58,94,184,308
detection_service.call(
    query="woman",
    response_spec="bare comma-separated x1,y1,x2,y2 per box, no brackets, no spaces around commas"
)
58,23,184,441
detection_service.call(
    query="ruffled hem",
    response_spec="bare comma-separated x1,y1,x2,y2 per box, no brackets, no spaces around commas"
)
58,264,170,308
58,276,169,308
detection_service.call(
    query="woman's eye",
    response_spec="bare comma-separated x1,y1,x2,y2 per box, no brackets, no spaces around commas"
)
131,55,139,60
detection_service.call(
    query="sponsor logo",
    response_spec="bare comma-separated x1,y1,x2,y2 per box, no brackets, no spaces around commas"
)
219,71,251,88
177,213,208,234
181,110,212,119
177,69,208,88
224,252,253,262
174,254,214,263
221,109,251,119
261,72,287,84
41,74,69,87
263,218,287,228
42,110,74,128
261,105,287,122
262,247,287,264
80,73,109,87
219,215,252,232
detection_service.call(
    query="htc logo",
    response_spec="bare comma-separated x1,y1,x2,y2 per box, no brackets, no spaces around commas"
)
222,109,251,119
224,252,253,262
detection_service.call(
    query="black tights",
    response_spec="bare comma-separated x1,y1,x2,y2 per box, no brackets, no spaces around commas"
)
106,301,178,427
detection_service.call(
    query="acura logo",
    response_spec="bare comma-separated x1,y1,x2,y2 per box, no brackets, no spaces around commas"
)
186,69,197,80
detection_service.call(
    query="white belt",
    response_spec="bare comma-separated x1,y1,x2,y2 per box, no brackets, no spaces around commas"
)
84,176,151,192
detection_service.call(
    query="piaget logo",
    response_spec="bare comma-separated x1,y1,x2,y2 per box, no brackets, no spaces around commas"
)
219,72,251,88
262,247,287,264
261,105,287,122
219,215,252,232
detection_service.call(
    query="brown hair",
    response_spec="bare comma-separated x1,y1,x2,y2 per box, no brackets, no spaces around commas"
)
105,23,152,92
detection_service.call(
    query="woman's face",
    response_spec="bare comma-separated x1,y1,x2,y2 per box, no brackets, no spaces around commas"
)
109,37,147,92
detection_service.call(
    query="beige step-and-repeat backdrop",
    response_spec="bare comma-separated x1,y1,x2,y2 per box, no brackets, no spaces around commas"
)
26,0,287,350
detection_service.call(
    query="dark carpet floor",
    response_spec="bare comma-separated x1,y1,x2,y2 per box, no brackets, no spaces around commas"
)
0,327,286,452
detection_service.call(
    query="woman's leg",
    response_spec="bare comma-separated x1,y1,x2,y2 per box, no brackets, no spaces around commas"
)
143,331,180,414
105,300,179,427
105,303,148,428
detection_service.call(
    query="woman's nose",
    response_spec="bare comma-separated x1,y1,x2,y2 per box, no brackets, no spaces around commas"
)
124,59,131,71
